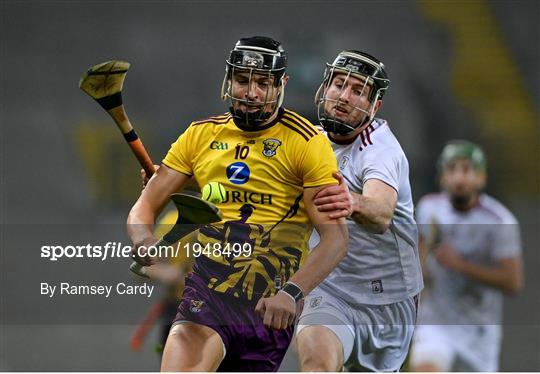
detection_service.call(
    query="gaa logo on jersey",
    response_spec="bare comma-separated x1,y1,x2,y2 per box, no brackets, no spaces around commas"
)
226,162,250,184
209,141,229,150
262,138,282,157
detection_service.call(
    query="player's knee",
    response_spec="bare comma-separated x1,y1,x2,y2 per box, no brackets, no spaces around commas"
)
165,323,190,346
297,327,343,372
299,346,336,372
161,323,224,372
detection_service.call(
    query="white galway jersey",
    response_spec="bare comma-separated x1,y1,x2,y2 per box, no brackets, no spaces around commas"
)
416,192,521,326
316,118,423,305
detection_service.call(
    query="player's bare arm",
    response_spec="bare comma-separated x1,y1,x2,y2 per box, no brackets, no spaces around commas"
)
256,184,348,330
435,244,523,294
296,185,349,293
127,164,190,265
316,177,397,233
348,179,397,233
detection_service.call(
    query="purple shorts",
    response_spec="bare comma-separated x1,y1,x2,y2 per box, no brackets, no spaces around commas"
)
172,272,294,372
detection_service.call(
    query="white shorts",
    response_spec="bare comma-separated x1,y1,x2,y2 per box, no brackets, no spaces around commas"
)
409,324,501,371
296,286,417,372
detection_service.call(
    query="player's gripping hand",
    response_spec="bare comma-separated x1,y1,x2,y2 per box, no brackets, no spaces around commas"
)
140,165,160,188
434,243,465,272
255,292,297,330
131,236,158,266
313,172,354,219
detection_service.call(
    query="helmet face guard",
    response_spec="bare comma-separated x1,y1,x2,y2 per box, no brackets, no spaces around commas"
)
221,37,287,130
315,51,389,135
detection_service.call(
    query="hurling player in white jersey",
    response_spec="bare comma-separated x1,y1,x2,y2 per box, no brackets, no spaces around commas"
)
409,141,523,372
295,50,423,371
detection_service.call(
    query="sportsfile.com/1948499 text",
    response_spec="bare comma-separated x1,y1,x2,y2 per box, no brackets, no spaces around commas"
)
40,241,253,262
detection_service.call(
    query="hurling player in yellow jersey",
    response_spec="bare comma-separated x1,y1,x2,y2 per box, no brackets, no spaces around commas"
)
127,36,348,371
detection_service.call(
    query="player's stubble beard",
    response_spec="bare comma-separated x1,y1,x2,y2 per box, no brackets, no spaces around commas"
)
231,96,280,131
230,106,272,131
327,109,371,144
323,92,374,141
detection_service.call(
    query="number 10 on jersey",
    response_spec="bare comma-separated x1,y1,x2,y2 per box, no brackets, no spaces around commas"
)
235,144,250,159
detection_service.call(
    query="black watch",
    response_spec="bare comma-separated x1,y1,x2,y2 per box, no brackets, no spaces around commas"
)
280,282,304,303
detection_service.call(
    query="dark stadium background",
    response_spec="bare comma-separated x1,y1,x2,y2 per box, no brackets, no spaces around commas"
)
1,0,538,371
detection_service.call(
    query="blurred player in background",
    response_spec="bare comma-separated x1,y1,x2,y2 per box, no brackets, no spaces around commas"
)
127,36,348,371
409,140,523,371
295,50,423,371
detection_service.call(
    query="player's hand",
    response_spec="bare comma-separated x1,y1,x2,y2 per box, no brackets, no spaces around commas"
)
140,165,160,188
255,292,297,330
131,237,158,266
313,172,354,219
434,244,465,271
145,263,185,285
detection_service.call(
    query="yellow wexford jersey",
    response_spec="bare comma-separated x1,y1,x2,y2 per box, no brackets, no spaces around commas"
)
162,108,338,300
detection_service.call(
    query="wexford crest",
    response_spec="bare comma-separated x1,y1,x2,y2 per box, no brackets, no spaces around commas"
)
262,138,282,157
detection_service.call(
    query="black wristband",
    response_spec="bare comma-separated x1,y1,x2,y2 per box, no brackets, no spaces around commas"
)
280,282,304,303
